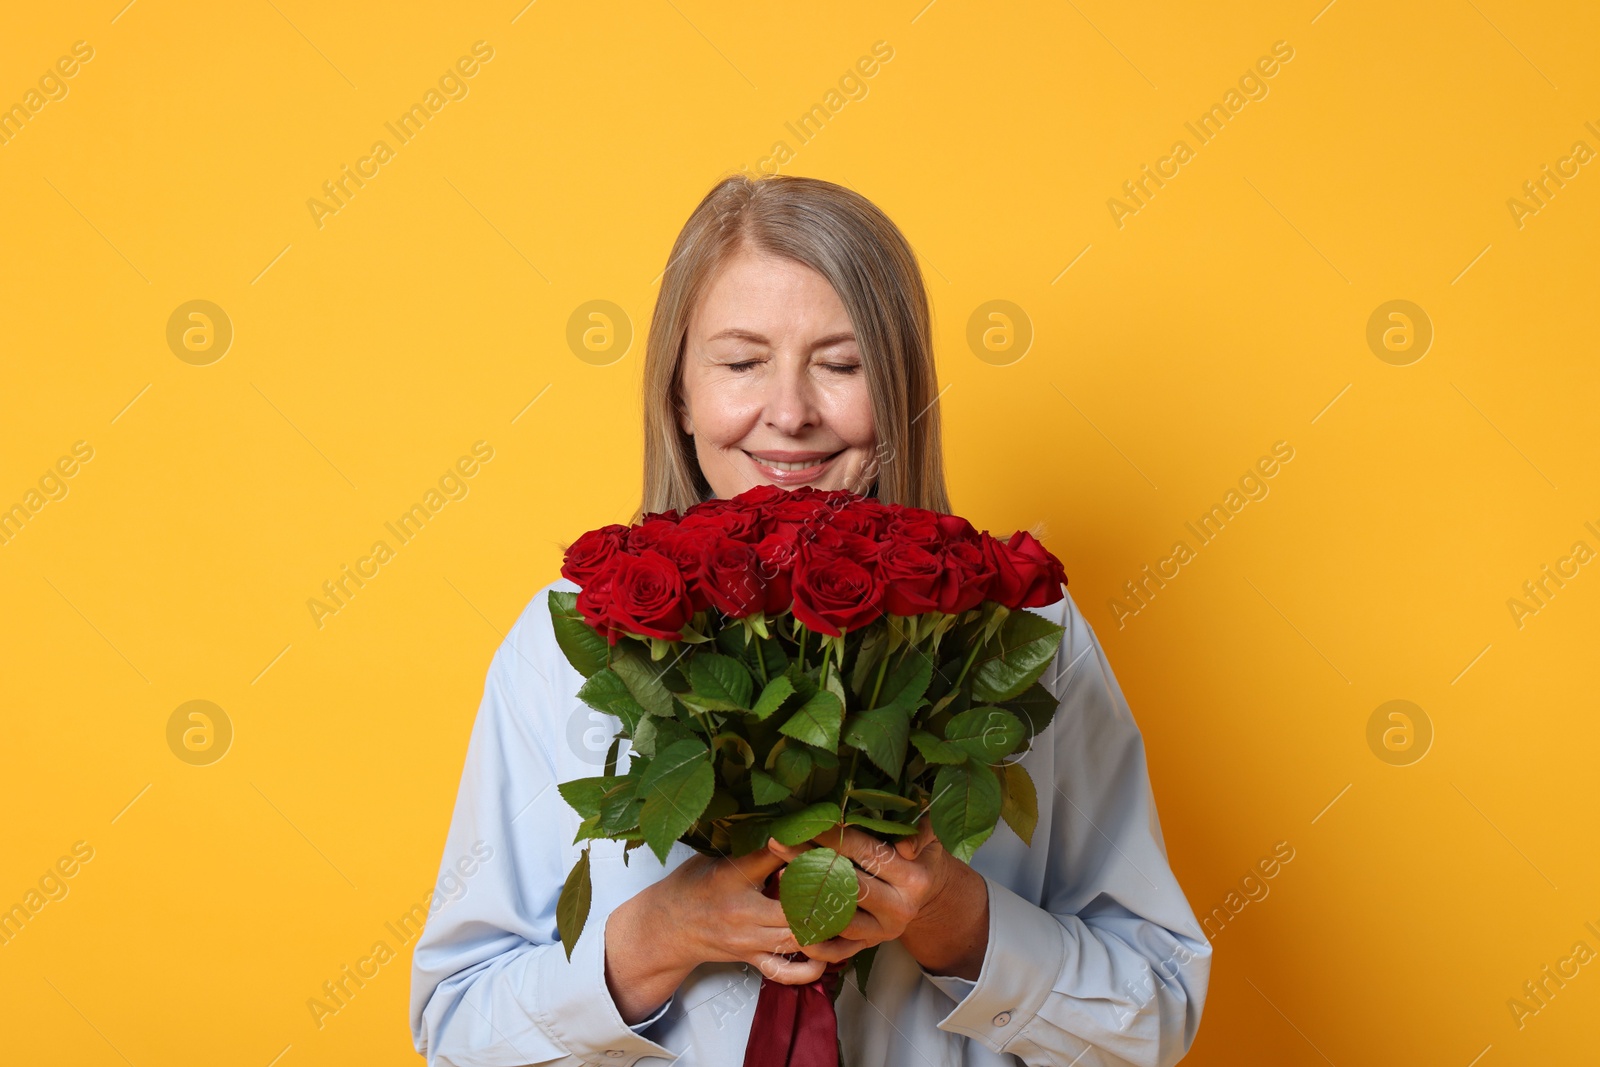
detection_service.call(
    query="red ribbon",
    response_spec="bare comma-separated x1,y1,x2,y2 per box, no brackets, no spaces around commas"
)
741,870,851,1067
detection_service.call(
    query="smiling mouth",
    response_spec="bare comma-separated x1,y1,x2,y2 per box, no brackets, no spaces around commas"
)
744,450,843,473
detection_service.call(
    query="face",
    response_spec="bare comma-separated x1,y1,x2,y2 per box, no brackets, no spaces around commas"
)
677,247,878,500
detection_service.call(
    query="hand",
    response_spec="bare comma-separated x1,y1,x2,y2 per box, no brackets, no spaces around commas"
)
606,837,864,1024
767,815,991,981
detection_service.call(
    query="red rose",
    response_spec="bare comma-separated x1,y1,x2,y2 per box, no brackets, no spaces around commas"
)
985,530,1067,609
936,513,981,544
879,539,943,615
819,501,888,540
725,484,791,510
561,523,628,587
931,539,996,614
627,518,681,555
695,536,766,618
604,550,694,641
886,508,943,551
576,569,618,642
679,504,767,544
753,529,800,615
791,542,884,636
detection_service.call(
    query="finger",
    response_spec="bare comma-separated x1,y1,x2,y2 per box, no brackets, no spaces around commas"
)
896,815,937,861
751,951,827,986
730,838,790,880
799,936,871,963
812,826,902,882
832,909,888,943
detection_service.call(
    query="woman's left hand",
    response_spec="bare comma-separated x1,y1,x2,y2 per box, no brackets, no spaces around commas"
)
767,815,991,980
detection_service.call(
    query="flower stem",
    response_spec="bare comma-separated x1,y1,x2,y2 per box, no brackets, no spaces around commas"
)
950,641,983,692
868,646,891,708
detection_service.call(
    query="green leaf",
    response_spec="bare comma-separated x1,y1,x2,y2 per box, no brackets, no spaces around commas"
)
639,741,716,863
778,690,844,751
558,775,626,820
575,669,643,734
749,768,791,806
717,624,788,678
998,760,1039,846
910,728,968,765
944,706,1026,763
842,706,910,780
778,846,858,946
930,762,1002,863
549,591,610,677
843,811,920,836
751,675,796,720
1008,681,1062,750
572,813,606,844
556,847,592,961
637,739,711,795
969,612,1066,704
769,801,842,846
844,788,918,811
728,816,775,857
875,649,933,714
690,653,755,711
612,647,677,718
711,732,756,768
598,779,643,834
848,626,888,701
852,943,879,996
770,743,814,791
978,600,1011,648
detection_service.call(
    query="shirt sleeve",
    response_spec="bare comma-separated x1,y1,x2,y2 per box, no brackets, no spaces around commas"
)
408,597,682,1067
918,589,1213,1067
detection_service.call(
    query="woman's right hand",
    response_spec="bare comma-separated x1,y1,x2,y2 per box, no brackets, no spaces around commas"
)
604,838,848,1024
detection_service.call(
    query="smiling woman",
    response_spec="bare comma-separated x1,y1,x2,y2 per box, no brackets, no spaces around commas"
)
409,174,1212,1067
637,174,948,518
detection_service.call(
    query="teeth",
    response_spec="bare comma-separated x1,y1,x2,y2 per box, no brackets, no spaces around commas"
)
753,453,833,471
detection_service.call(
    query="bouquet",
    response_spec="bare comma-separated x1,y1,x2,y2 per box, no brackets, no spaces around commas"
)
548,484,1068,1002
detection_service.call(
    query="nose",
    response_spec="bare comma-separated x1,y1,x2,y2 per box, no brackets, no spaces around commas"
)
762,355,821,436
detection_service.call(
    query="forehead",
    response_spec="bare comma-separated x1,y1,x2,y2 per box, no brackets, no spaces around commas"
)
689,248,852,337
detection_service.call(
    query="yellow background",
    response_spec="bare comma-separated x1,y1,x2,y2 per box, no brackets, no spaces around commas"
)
2,1,1596,1063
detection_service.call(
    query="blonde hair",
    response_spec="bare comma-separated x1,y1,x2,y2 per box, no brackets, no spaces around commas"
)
633,173,950,522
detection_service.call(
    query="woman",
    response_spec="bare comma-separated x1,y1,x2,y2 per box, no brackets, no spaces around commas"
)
409,174,1212,1065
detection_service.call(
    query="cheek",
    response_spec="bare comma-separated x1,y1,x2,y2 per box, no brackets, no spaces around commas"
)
823,381,876,444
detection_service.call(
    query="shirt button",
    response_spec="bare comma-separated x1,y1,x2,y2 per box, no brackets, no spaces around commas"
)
605,1052,625,1059
992,1011,1012,1026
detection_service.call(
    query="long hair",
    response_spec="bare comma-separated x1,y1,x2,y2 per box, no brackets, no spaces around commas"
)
633,173,950,522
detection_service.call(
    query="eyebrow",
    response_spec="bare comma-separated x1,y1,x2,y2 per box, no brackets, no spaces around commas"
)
701,328,858,352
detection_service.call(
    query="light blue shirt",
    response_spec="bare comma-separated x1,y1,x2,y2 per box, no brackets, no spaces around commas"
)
410,576,1212,1065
